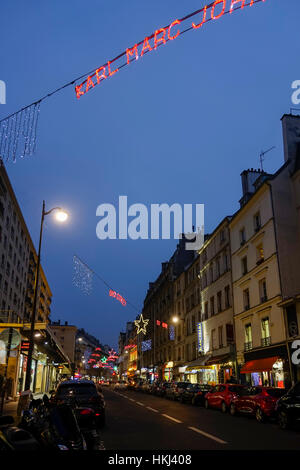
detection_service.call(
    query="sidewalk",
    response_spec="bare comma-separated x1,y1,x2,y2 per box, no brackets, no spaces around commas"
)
2,393,49,422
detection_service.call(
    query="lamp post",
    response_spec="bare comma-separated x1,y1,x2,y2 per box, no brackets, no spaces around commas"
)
24,201,68,392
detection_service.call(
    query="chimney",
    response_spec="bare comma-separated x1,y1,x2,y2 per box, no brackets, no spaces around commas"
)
239,169,263,207
281,114,300,164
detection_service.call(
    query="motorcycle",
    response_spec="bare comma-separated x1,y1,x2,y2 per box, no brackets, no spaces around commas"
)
20,396,87,450
0,414,40,451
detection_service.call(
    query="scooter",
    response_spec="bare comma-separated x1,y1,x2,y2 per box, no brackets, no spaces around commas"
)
20,396,87,450
0,414,40,451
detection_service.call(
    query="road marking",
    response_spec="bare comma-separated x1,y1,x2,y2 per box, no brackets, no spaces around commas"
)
188,426,228,445
162,414,182,424
146,406,159,413
136,401,145,406
128,398,135,402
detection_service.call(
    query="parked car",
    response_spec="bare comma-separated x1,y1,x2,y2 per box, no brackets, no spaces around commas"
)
276,381,300,430
172,382,191,401
114,380,127,390
135,380,145,392
230,386,286,422
157,382,172,397
150,381,161,395
204,384,246,412
141,382,152,393
180,384,213,405
50,379,106,428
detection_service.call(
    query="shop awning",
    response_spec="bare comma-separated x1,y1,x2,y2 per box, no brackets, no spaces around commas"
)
240,356,279,374
206,354,232,366
185,355,212,371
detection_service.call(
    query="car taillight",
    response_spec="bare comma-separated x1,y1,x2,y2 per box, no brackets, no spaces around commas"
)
80,409,93,415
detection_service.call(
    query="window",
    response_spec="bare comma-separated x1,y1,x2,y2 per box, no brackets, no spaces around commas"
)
241,256,248,275
261,317,271,346
217,291,222,312
223,252,229,272
243,288,250,310
203,272,207,288
259,278,268,303
216,258,220,278
254,211,261,232
210,265,213,284
256,243,264,264
218,326,223,348
204,302,208,320
239,228,246,246
225,285,231,309
191,315,196,333
210,296,215,316
220,229,225,244
211,329,216,350
245,324,252,350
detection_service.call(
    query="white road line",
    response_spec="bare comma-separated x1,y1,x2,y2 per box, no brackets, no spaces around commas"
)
146,407,159,413
188,426,228,445
128,398,135,402
136,402,145,406
162,414,182,424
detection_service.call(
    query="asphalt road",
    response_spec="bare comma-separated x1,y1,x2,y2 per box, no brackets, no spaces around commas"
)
100,387,300,450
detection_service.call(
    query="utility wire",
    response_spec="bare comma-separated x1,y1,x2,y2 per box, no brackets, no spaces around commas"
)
74,254,141,314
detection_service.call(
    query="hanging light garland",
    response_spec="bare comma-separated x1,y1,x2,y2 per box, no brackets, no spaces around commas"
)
0,101,41,163
0,0,267,164
73,255,93,295
73,254,140,313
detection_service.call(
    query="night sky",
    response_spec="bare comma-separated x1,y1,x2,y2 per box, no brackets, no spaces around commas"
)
1,0,299,349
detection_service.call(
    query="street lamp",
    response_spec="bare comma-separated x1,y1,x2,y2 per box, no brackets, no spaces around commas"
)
172,316,179,323
24,201,68,391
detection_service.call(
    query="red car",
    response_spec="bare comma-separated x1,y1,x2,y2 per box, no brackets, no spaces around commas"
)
204,384,246,413
230,386,287,423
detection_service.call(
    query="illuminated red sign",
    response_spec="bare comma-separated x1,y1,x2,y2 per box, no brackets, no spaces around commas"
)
109,289,127,306
124,344,136,350
156,320,168,328
75,0,266,99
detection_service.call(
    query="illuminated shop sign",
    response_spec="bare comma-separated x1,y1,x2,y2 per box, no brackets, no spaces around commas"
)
197,322,204,353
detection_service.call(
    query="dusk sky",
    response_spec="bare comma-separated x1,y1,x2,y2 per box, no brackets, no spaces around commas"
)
1,0,299,349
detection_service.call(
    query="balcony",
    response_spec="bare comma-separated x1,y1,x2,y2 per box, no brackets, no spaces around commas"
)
261,337,271,347
244,341,253,352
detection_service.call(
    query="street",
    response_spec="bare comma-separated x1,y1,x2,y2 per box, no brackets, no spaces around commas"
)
100,388,300,450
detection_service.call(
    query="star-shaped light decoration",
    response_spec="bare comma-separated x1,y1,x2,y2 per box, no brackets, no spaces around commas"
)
134,313,149,335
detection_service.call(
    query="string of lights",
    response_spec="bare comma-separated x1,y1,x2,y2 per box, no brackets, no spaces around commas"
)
0,0,267,121
73,254,141,314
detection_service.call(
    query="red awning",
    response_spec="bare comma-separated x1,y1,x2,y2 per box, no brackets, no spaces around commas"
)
240,356,279,374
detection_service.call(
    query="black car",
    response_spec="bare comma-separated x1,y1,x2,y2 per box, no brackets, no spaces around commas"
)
180,384,212,405
276,381,300,430
51,379,106,429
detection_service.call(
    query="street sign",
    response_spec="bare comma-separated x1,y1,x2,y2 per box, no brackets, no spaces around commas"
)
0,328,21,349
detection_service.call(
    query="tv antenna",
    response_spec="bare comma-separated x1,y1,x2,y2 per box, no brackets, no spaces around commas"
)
259,146,276,172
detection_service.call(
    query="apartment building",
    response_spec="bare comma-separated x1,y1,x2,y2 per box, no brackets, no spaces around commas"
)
229,114,300,387
0,162,73,396
182,254,201,383
140,236,194,381
49,320,77,368
197,218,235,385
